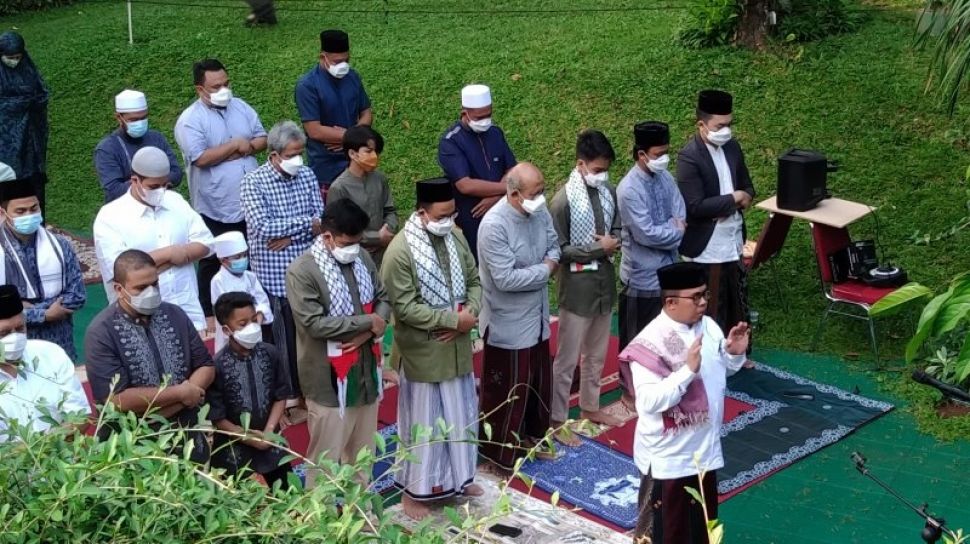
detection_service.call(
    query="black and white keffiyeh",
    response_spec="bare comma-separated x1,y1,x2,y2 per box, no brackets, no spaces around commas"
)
311,237,374,316
403,213,466,309
565,168,615,246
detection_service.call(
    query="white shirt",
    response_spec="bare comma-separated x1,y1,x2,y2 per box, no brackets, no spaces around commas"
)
93,189,214,330
632,312,745,480
0,340,91,442
694,143,743,264
210,267,274,352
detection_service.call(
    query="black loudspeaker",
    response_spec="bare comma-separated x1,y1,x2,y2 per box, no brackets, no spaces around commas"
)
777,149,835,211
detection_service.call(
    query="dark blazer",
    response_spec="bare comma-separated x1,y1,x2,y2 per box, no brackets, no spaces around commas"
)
676,134,756,258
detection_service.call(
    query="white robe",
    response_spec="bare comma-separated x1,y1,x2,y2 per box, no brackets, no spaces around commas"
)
210,267,274,352
631,312,746,480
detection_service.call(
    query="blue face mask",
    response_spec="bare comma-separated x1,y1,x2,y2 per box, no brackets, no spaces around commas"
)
126,119,149,139
10,213,42,235
228,257,249,275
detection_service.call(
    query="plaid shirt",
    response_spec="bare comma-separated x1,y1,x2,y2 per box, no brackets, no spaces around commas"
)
240,162,324,297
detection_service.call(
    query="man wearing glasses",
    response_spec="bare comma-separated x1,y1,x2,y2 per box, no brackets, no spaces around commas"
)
620,261,749,543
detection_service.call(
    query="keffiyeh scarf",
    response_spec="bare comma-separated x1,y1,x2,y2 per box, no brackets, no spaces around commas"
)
312,237,381,416
565,168,615,246
402,213,466,309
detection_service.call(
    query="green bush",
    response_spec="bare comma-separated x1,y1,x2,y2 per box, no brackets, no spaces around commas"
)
0,401,446,543
678,0,867,48
678,0,743,49
0,0,78,17
776,0,868,42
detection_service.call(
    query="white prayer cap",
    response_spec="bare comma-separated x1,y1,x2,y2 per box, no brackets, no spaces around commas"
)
461,84,492,109
131,146,169,178
213,231,248,259
0,162,14,183
115,89,147,113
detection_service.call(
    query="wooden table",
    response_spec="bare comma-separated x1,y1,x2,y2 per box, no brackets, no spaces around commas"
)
748,196,875,270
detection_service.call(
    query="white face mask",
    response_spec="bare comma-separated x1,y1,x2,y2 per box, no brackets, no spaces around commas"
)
331,242,360,264
279,154,303,176
1,56,20,69
1,332,27,362
209,86,233,108
468,117,492,133
232,321,262,349
426,216,454,237
140,185,165,207
706,126,733,146
583,170,609,187
521,193,547,215
647,154,670,173
124,285,162,316
327,61,350,79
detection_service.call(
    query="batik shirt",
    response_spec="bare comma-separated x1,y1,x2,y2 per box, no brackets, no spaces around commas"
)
1,226,86,360
85,302,213,431
208,342,293,474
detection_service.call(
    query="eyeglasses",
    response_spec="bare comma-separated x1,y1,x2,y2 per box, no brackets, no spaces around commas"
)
667,290,711,305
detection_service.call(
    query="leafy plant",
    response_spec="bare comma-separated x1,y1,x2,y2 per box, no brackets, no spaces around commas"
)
0,378,590,543
0,0,78,17
871,274,970,390
678,0,743,49
775,0,868,42
916,0,970,114
685,453,724,544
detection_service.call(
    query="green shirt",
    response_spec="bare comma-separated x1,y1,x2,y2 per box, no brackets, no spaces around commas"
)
328,169,398,268
549,183,621,317
381,226,482,383
285,251,392,407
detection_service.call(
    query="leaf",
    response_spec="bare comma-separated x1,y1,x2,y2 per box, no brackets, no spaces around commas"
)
709,522,725,544
869,282,932,317
550,490,560,506
932,301,970,337
906,290,953,362
482,421,492,441
684,486,704,504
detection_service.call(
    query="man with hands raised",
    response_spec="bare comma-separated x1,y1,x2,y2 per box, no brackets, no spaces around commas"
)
620,262,749,543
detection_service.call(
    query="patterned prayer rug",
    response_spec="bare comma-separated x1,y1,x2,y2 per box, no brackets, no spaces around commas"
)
386,473,630,543
48,226,101,285
515,362,894,529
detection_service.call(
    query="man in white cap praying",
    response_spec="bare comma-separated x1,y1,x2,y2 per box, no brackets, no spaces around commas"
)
0,162,15,182
209,230,273,353
93,89,183,203
437,84,517,261
94,146,214,332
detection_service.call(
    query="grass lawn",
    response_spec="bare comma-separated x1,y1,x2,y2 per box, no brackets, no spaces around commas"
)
5,0,970,438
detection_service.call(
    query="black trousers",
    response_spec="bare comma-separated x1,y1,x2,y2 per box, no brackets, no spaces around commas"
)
618,286,663,399
245,0,276,22
199,215,247,318
261,464,294,491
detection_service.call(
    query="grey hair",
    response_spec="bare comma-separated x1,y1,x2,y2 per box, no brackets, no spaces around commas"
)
267,120,306,153
506,172,523,195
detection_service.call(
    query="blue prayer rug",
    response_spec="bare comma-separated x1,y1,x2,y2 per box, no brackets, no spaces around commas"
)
292,424,398,494
520,438,641,529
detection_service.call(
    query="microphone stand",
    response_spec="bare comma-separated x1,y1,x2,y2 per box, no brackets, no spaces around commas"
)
851,452,957,543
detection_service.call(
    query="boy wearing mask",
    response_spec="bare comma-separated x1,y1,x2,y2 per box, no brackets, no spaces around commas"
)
210,231,274,352
328,125,397,269
208,291,295,490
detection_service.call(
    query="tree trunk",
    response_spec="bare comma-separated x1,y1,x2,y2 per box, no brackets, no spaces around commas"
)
734,0,771,49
